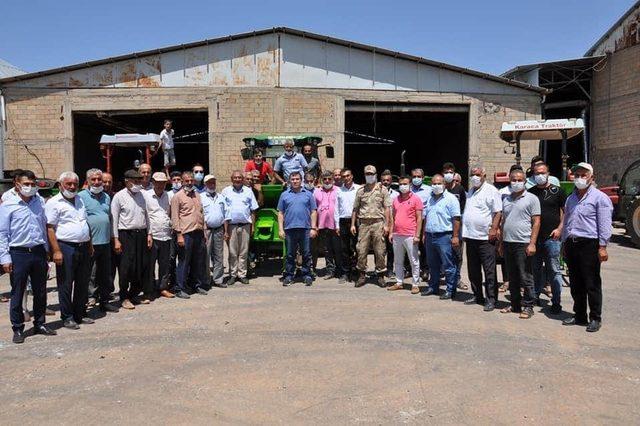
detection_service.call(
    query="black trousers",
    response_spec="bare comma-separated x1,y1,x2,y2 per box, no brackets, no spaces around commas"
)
118,229,152,301
9,245,48,332
503,241,535,309
151,239,172,292
169,233,178,288
314,228,343,276
89,243,112,303
57,241,91,322
465,238,497,303
339,218,357,276
565,238,602,322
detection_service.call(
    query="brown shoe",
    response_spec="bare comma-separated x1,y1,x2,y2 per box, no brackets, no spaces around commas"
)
410,286,420,294
387,283,403,291
139,298,151,305
160,290,175,298
121,299,135,310
355,272,366,288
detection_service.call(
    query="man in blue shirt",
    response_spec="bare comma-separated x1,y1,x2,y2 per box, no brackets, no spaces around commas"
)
422,174,461,300
78,168,118,313
277,171,318,286
0,170,56,343
201,174,227,287
274,139,308,182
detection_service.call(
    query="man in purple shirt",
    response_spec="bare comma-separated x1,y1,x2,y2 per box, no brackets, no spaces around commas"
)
561,162,613,332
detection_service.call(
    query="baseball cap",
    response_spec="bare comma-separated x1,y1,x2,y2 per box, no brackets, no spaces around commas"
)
152,172,168,182
364,165,377,174
204,174,216,183
571,162,593,174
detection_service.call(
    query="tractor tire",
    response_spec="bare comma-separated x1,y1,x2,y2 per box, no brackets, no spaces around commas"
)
625,198,640,247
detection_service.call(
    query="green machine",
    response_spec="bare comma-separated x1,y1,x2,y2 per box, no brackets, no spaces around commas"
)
241,135,333,265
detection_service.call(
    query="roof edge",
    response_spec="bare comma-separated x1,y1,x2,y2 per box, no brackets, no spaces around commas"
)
0,26,546,94
585,0,640,56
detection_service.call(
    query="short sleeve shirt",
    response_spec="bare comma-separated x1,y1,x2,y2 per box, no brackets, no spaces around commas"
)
392,193,423,236
502,191,541,243
277,188,317,230
353,184,392,220
528,184,566,242
424,191,461,233
273,153,308,181
160,129,174,150
45,193,91,243
78,189,111,245
313,186,338,229
221,185,259,224
244,160,273,183
462,183,502,240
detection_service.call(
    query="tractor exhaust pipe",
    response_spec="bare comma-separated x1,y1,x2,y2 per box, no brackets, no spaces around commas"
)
400,150,406,176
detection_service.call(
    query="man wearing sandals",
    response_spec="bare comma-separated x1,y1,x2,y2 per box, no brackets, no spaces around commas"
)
499,169,541,319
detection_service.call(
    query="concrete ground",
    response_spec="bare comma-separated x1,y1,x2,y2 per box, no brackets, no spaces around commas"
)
1,228,639,424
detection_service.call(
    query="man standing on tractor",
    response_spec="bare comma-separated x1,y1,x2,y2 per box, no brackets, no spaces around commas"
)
274,140,308,184
245,150,279,184
351,165,392,288
302,143,322,179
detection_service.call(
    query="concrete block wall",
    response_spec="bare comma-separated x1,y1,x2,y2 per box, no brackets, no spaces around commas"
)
591,43,640,185
1,86,540,187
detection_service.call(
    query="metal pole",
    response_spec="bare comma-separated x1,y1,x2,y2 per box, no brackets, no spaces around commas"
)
581,107,589,162
515,132,522,167
561,129,568,180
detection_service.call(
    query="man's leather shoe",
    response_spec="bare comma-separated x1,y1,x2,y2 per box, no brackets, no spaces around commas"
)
387,283,403,291
196,287,208,295
239,277,250,285
376,274,386,287
175,291,191,299
80,317,95,324
63,319,80,330
586,320,601,332
421,288,437,297
283,277,293,287
13,330,25,344
464,297,483,305
440,291,453,300
355,273,366,288
216,282,228,288
549,304,562,315
483,302,495,312
224,276,236,286
121,299,135,310
562,317,588,326
160,290,175,298
100,302,119,313
304,277,313,286
34,325,57,336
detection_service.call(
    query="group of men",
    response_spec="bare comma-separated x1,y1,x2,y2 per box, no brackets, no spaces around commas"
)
0,144,613,344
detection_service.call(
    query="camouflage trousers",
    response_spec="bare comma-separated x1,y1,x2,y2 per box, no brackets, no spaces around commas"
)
356,219,387,273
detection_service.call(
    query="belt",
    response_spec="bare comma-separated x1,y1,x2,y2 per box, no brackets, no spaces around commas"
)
119,228,146,233
59,241,89,247
566,236,597,243
359,218,384,223
207,225,224,230
426,231,453,235
10,244,45,253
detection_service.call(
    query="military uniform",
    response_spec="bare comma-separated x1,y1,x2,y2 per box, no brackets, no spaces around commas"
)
353,182,392,274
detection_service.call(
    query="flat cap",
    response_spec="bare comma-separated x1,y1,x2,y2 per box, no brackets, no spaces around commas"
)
124,169,142,179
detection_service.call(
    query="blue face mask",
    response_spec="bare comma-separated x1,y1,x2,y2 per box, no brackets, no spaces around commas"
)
412,177,423,187
194,172,204,182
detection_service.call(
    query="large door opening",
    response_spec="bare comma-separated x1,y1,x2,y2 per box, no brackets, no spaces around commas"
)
344,102,469,181
73,110,208,186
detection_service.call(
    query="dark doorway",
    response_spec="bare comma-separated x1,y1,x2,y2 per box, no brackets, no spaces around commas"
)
73,110,208,185
344,102,469,182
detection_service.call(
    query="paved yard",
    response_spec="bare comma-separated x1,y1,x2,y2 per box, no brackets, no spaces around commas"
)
1,229,639,424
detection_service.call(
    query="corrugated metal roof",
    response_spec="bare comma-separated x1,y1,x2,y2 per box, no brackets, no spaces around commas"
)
585,0,640,56
0,27,546,94
501,56,605,79
0,58,25,79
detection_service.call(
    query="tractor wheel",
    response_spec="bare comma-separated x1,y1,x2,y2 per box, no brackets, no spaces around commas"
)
625,198,640,247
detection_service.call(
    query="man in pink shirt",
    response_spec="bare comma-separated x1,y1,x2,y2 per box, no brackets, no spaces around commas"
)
313,171,342,279
388,175,423,294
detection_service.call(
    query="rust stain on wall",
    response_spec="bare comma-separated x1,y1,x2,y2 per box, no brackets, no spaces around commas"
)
119,61,137,87
616,11,640,52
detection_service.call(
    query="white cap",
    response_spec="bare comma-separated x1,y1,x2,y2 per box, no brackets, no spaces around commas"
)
572,162,593,174
204,174,216,183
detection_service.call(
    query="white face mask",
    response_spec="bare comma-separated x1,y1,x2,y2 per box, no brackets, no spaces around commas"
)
322,183,333,190
194,172,204,182
510,181,525,192
411,177,423,187
534,174,548,185
19,184,38,198
470,175,483,188
304,183,315,190
399,184,410,194
172,182,182,191
284,150,294,157
62,189,77,198
129,185,142,193
206,187,216,194
443,173,454,183
365,175,377,185
89,185,104,194
183,185,195,192
432,184,444,195
574,177,590,190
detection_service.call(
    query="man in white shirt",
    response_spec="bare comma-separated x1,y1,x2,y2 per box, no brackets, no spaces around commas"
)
45,171,93,329
143,172,174,299
159,119,176,173
462,165,503,311
334,168,360,283
201,174,227,287
222,170,259,285
111,169,151,310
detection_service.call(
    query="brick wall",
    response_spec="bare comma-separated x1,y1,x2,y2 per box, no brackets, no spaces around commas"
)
591,43,640,185
1,86,540,187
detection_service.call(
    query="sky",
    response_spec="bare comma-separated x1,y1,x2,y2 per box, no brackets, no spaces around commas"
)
0,0,635,76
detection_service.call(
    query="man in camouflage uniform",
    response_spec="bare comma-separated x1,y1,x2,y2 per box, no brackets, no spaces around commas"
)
350,165,392,288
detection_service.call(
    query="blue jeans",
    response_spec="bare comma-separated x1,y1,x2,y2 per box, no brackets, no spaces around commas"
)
425,232,457,293
285,228,312,280
533,238,563,306
176,230,206,292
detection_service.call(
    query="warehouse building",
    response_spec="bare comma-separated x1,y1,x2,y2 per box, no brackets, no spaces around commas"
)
0,27,544,184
